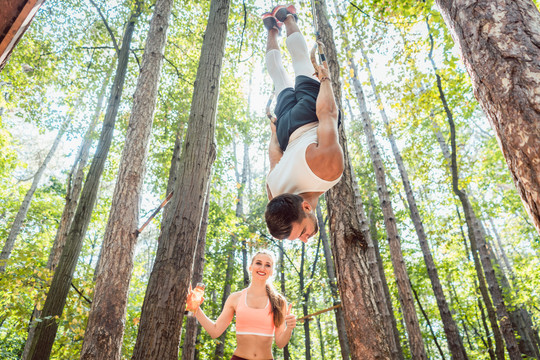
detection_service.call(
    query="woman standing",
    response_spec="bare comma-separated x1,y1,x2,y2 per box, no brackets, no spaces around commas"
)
186,250,296,359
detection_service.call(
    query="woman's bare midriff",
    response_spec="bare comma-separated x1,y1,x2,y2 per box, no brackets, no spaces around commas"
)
234,334,274,359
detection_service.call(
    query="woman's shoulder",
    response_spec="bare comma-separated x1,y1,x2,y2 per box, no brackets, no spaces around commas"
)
227,290,244,306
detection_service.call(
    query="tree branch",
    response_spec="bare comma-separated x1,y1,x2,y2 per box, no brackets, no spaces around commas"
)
163,56,194,85
71,282,92,304
88,0,120,55
238,0,247,61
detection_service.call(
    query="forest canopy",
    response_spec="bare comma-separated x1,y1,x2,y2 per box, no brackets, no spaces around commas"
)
1,0,539,359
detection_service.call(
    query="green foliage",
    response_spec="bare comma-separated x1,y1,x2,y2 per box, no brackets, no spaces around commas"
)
1,0,539,359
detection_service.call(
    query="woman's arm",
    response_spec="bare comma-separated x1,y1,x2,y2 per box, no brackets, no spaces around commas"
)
275,303,296,349
193,293,236,339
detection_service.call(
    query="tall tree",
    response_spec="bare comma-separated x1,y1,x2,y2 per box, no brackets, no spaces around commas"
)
21,68,111,360
279,242,291,360
434,0,540,235
345,22,428,360
80,0,173,357
316,204,350,359
484,227,540,358
0,114,71,272
345,10,468,358
426,19,522,358
131,0,230,357
213,139,248,358
181,191,210,360
433,121,505,359
314,1,391,358
46,64,112,273
26,5,141,358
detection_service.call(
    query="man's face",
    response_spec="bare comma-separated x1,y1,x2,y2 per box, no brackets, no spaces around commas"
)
287,210,319,243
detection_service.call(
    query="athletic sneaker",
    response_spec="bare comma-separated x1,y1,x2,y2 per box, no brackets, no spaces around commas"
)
262,12,282,35
272,5,298,23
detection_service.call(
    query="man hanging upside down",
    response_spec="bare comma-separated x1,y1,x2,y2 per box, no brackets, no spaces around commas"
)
263,5,344,243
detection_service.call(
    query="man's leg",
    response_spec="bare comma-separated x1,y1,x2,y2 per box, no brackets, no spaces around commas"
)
266,28,294,97
283,15,317,80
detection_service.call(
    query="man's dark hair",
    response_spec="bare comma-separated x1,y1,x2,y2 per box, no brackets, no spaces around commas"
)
265,194,305,239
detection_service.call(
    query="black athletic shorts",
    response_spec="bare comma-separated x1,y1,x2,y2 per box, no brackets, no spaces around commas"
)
274,75,341,151
274,75,320,151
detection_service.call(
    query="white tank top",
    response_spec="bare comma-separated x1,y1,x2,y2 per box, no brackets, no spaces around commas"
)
267,124,342,197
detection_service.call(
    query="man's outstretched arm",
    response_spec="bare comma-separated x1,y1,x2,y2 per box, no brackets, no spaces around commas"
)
311,50,343,178
268,116,283,171
267,117,283,200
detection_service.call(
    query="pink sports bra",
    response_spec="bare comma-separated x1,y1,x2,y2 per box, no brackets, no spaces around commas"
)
235,289,275,337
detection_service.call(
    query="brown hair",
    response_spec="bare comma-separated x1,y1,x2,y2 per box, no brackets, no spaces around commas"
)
251,250,286,327
265,194,305,239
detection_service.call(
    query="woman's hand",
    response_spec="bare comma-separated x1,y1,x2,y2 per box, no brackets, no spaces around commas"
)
186,284,204,313
284,303,297,330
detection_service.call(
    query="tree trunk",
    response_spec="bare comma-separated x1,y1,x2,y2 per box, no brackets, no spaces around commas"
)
80,1,173,357
485,233,540,358
488,218,515,281
279,242,291,360
435,0,540,236
300,242,312,360
350,17,468,359
26,8,139,359
477,288,497,360
131,1,229,357
21,67,111,360
428,24,521,357
214,138,249,358
434,122,504,359
0,114,71,272
362,190,405,360
181,195,209,360
316,204,350,359
316,317,326,360
213,238,235,360
411,283,446,359
47,64,112,273
161,128,184,227
347,25,427,360
314,1,391,358
426,21,521,356
241,239,249,287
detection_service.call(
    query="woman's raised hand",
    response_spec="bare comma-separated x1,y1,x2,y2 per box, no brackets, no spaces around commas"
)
186,284,205,313
284,303,297,330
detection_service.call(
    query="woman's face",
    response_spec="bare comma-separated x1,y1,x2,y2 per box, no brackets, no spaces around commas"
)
249,253,274,281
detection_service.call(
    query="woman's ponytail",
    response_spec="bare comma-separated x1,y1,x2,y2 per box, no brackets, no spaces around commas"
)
266,282,285,327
